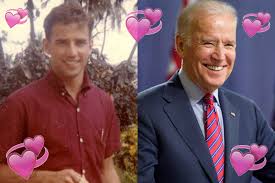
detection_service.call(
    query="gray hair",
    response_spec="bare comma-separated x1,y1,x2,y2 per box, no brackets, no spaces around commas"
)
177,0,238,46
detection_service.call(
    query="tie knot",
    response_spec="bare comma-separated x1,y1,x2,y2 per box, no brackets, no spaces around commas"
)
203,93,214,105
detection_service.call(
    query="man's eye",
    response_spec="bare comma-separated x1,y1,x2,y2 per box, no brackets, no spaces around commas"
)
76,41,87,46
203,42,214,46
57,41,67,45
225,44,235,48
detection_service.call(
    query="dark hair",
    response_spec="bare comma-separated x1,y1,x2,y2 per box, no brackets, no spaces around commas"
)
43,2,92,39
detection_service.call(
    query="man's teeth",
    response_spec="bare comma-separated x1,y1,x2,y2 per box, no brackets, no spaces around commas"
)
66,60,78,64
206,65,223,71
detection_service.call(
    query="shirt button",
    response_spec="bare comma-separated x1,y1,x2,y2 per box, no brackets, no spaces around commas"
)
61,92,65,96
80,137,84,143
76,107,80,112
82,169,86,174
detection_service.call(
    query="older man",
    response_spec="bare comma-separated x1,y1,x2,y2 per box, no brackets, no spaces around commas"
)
138,1,275,183
0,2,120,183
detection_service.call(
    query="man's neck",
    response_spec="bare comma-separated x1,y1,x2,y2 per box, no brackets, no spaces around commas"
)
60,72,84,102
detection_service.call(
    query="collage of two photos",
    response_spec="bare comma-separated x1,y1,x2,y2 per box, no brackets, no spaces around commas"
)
0,0,136,183
0,0,275,183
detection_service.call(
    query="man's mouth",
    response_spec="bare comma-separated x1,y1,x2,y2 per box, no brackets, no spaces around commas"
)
65,60,79,65
203,64,225,71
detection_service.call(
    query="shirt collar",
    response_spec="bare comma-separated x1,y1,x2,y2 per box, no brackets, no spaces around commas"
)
178,69,220,106
45,69,92,94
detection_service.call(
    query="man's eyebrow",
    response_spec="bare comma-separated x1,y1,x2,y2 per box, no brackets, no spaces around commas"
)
75,38,88,42
224,40,236,45
199,38,217,43
55,38,67,42
53,38,89,43
199,36,216,41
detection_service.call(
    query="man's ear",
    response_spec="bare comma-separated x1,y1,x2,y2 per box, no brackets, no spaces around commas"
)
42,38,51,57
175,34,185,58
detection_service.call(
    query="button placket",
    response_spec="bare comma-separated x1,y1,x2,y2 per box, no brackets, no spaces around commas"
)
76,103,85,174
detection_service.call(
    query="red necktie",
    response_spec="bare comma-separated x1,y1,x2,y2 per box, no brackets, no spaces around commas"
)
203,93,224,183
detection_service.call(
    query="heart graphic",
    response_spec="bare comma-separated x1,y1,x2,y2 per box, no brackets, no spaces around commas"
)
17,8,28,19
230,151,255,176
5,12,21,28
126,16,151,42
257,12,271,25
7,151,36,180
250,144,268,161
242,19,262,37
144,8,162,25
24,135,44,156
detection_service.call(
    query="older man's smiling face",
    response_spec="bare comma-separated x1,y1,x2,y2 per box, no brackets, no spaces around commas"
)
180,13,237,93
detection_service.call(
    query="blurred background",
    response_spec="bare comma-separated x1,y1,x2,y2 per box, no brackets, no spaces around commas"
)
138,0,275,182
0,0,137,182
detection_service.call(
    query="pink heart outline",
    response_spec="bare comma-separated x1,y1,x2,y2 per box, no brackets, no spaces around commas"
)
257,12,271,25
17,8,28,19
242,18,262,38
7,150,36,180
126,16,151,42
144,8,163,26
5,12,21,28
24,135,44,156
250,144,268,162
230,150,255,176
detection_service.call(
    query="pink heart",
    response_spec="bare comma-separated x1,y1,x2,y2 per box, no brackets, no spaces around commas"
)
5,12,21,28
250,144,268,161
242,19,262,38
7,151,36,180
230,151,255,176
17,8,28,19
24,135,44,156
144,8,163,25
126,16,151,42
257,12,271,25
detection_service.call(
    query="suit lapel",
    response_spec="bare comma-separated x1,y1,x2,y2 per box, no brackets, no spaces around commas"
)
162,74,219,183
219,89,239,183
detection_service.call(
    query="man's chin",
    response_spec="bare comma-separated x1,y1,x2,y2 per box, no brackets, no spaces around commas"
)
200,79,225,93
207,82,224,92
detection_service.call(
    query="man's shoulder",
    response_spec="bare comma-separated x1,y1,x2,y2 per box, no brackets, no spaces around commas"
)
138,82,168,106
89,84,113,103
0,78,45,109
7,78,44,100
220,87,257,107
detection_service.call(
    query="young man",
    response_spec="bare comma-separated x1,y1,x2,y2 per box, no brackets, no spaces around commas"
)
138,1,275,183
0,2,121,183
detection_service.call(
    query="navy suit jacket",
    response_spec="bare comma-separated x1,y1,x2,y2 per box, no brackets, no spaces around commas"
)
138,74,275,183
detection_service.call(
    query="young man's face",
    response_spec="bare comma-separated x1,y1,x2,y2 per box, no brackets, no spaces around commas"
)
44,22,91,81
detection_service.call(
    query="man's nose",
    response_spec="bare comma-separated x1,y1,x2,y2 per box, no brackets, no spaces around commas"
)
67,43,77,57
212,45,226,61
